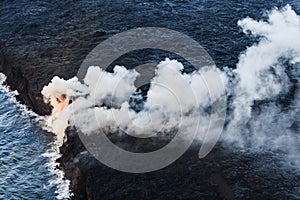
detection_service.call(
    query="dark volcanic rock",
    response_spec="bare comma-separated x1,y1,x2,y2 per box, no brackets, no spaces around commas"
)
0,47,51,115
58,127,221,200
58,127,300,200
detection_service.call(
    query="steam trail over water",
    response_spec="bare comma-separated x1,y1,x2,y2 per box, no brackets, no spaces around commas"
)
223,5,300,166
42,5,300,169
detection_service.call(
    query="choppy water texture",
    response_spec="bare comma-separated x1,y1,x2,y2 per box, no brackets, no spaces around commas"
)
0,85,68,199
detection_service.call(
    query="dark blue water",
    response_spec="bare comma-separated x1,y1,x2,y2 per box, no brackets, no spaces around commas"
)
0,79,69,199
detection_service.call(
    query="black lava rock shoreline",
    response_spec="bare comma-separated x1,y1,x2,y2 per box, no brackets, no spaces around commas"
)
57,127,236,200
1,1,300,199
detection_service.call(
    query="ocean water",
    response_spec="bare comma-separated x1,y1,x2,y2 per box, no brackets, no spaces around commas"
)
0,79,69,199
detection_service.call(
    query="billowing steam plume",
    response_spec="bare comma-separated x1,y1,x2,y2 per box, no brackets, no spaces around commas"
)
42,59,224,144
42,5,300,167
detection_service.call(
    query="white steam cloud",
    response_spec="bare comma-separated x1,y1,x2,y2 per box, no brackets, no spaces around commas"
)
42,58,224,144
42,5,300,167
